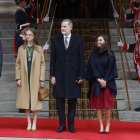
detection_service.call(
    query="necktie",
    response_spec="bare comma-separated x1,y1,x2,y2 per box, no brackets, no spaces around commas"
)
65,37,68,49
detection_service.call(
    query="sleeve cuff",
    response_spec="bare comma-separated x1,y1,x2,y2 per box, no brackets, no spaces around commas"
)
37,18,43,24
123,44,129,50
120,14,126,20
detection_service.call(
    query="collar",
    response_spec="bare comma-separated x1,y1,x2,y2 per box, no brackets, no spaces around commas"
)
95,49,108,58
63,33,71,39
19,34,26,40
17,6,25,12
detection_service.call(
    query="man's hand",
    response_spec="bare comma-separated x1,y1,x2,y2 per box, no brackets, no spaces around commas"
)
17,80,22,86
40,81,44,87
51,77,56,85
75,77,83,84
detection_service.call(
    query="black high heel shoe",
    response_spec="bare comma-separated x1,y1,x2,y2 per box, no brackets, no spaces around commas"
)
99,126,104,134
104,126,110,134
99,131,104,134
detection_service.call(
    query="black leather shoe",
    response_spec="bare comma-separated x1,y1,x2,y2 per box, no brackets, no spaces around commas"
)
56,126,66,132
68,127,76,133
135,107,140,111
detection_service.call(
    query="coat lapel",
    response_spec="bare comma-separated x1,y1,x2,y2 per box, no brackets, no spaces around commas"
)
22,48,27,74
58,35,66,52
67,33,76,52
31,49,37,66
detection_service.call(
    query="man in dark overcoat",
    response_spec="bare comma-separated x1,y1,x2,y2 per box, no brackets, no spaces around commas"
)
50,19,85,133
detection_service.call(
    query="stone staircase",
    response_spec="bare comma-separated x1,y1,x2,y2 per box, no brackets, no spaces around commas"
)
0,19,140,121
109,21,140,121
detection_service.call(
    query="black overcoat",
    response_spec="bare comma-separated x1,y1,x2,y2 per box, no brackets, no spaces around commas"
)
50,33,85,98
85,50,118,99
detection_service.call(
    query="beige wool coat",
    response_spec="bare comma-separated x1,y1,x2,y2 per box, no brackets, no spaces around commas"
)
15,45,45,111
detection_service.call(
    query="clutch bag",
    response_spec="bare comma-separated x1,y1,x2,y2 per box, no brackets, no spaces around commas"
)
38,87,49,101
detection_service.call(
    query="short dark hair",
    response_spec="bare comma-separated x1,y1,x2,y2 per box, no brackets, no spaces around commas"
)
62,19,73,28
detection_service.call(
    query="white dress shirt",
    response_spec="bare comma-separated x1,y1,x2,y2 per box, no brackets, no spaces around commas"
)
64,33,71,48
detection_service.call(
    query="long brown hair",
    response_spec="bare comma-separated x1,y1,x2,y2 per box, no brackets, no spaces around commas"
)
95,34,113,56
23,28,41,51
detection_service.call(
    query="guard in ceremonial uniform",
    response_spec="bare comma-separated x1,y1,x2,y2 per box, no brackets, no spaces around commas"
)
16,23,30,52
113,0,140,41
118,22,140,111
14,0,48,57
25,0,34,17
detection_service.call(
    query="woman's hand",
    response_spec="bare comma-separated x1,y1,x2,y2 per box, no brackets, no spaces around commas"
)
97,78,106,88
40,81,44,87
17,80,22,86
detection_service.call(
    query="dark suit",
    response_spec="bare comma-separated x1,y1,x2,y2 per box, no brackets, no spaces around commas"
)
50,33,85,127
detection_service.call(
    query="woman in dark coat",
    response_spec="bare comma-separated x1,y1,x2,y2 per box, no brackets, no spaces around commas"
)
85,34,118,134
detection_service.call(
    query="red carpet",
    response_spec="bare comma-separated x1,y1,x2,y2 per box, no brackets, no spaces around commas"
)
0,118,140,140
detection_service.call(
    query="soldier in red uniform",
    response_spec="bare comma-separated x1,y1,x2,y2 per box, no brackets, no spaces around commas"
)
113,0,140,41
118,21,140,111
14,0,49,57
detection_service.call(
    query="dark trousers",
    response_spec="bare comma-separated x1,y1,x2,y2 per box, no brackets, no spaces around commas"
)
56,97,77,128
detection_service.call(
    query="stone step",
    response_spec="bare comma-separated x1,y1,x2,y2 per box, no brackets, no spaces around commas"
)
0,81,49,91
110,35,135,44
117,90,140,100
111,43,120,52
116,80,140,90
0,112,49,118
116,60,135,70
2,60,135,71
0,100,49,112
117,100,140,111
3,52,134,62
0,80,139,91
0,23,51,30
109,28,134,36
118,111,140,121
0,2,16,15
0,30,50,38
114,52,133,60
108,20,132,29
117,69,137,79
2,46,14,54
2,61,50,71
0,38,52,50
3,54,50,63
0,71,50,82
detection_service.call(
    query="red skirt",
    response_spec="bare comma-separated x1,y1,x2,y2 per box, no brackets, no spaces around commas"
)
89,86,114,109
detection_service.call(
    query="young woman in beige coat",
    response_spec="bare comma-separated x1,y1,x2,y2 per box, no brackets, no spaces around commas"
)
15,28,45,131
